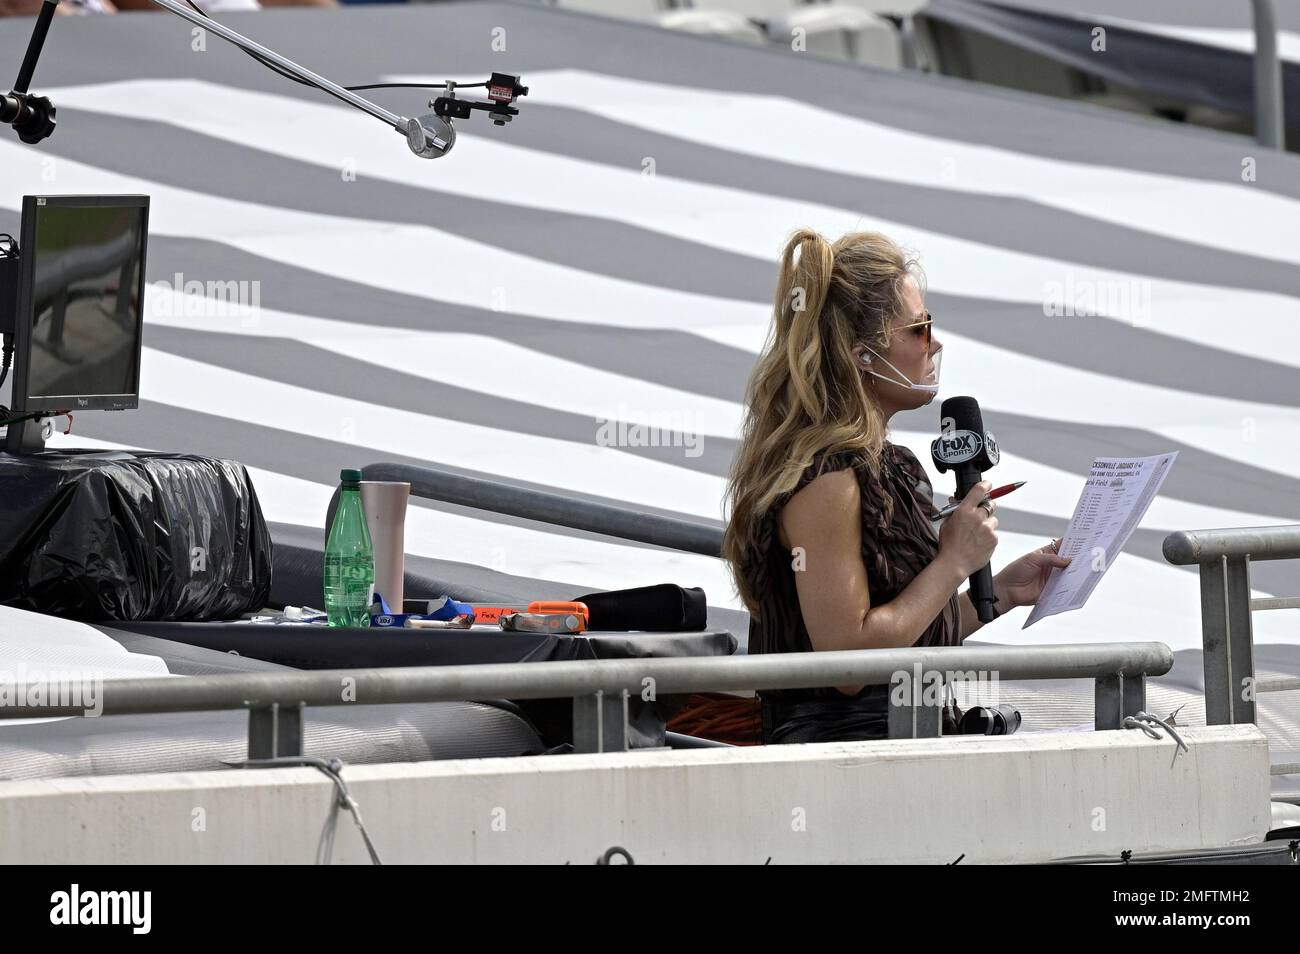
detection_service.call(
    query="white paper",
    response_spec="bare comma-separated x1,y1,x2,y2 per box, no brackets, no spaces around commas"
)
1024,452,1178,628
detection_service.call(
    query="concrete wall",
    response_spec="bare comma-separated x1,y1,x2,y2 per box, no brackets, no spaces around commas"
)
0,725,1272,863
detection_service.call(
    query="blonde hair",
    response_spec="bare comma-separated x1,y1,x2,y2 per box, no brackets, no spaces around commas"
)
722,228,923,617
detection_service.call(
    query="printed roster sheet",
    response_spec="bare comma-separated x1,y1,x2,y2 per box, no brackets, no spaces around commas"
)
1024,452,1178,628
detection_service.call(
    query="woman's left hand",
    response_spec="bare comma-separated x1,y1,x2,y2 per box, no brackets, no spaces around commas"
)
993,539,1071,609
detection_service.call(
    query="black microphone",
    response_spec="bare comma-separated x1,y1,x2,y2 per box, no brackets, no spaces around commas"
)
930,396,1002,623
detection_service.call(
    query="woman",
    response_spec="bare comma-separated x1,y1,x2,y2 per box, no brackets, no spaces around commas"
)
722,228,1071,744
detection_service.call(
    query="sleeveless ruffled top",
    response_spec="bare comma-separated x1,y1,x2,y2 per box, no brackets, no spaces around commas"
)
743,441,961,702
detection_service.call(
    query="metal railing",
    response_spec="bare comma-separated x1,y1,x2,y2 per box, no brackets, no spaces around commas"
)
349,462,724,558
0,642,1173,758
1163,524,1300,775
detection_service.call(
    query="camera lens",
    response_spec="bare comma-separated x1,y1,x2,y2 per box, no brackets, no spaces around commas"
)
959,704,1022,735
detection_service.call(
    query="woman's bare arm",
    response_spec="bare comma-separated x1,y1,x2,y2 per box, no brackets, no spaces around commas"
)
957,587,1012,640
780,469,966,652
958,588,1006,641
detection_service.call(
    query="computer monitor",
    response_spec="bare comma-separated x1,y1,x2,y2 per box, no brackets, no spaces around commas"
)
1,194,150,454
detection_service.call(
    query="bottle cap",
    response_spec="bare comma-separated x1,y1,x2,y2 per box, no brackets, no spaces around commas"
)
340,468,363,483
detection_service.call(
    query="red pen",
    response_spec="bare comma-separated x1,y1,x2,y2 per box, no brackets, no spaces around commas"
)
936,481,1026,519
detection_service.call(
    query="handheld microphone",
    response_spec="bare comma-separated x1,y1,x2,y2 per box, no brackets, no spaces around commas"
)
930,396,1002,623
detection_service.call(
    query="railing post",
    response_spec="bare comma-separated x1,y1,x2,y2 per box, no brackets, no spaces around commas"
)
573,690,630,753
1201,555,1257,726
1094,673,1145,730
1251,0,1286,148
888,667,942,739
248,701,304,759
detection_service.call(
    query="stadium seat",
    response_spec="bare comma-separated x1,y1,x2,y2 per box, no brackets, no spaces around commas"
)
542,0,667,17
761,2,903,68
674,0,898,65
657,7,768,45
829,0,925,14
543,0,764,43
543,0,904,68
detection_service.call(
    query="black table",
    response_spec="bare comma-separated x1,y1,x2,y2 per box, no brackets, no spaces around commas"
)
105,620,737,669
105,620,739,749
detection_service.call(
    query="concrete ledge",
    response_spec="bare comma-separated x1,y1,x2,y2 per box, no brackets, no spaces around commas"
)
0,725,1272,863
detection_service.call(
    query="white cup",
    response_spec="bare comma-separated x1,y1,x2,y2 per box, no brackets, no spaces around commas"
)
358,481,410,610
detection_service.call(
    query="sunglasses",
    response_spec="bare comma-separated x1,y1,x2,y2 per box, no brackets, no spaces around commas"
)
896,311,933,348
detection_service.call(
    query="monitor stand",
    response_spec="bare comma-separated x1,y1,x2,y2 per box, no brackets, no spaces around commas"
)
2,416,138,460
4,417,47,454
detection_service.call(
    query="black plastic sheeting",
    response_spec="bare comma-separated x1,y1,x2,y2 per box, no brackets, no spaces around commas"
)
919,0,1300,134
0,449,271,621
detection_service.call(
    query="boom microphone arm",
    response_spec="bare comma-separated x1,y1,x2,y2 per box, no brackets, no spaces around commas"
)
2,0,526,158
0,0,58,145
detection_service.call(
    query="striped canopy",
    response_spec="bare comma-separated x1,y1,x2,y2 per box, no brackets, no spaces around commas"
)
2,1,1298,651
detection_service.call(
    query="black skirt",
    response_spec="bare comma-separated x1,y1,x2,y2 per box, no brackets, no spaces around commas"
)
761,686,890,744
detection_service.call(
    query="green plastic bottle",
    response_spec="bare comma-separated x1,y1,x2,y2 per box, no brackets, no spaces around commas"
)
324,468,374,628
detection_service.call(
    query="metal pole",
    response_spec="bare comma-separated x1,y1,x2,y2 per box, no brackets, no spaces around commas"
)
1199,559,1235,725
149,0,409,134
248,701,305,759
1223,555,1258,724
1163,525,1300,564
1196,555,1258,726
361,462,725,557
1094,673,1146,730
1251,0,1286,148
572,690,630,753
887,683,942,738
1162,527,1300,727
13,0,57,94
0,642,1174,720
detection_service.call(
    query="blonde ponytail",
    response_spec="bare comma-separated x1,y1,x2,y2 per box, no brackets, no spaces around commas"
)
722,228,922,617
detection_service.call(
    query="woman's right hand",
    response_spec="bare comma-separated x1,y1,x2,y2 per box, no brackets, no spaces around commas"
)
938,480,999,578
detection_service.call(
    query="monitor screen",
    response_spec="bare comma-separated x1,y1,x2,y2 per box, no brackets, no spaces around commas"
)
15,195,149,410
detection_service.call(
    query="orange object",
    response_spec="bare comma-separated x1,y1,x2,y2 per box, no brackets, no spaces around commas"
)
528,601,588,621
667,694,763,746
469,605,518,625
470,601,589,626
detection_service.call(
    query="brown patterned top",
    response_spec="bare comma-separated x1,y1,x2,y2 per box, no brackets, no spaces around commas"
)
743,441,961,702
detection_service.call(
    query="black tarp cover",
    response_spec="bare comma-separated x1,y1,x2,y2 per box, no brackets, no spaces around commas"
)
0,449,272,621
